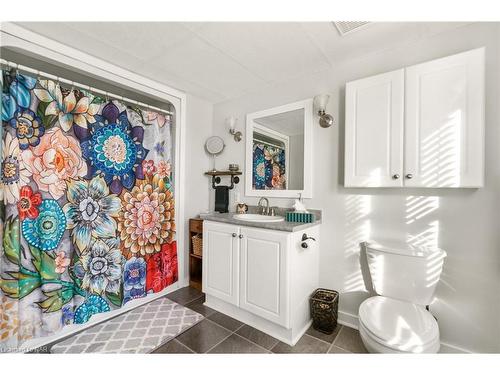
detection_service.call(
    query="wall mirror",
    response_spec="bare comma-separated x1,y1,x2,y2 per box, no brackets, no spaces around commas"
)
245,99,313,198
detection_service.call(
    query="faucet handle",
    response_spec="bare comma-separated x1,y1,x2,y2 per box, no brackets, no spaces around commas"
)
270,207,276,216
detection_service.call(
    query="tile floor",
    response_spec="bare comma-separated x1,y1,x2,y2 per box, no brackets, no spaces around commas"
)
152,286,368,354
35,286,367,354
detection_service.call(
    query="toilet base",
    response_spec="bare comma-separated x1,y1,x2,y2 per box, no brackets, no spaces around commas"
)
359,321,440,353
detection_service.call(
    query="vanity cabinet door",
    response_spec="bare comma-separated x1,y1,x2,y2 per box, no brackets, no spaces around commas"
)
202,221,240,306
239,227,289,328
345,69,405,187
404,48,485,187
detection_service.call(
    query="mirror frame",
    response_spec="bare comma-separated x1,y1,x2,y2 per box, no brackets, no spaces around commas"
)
245,98,313,198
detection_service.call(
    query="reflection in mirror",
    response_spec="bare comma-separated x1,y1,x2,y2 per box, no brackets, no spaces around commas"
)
246,99,312,198
252,109,304,191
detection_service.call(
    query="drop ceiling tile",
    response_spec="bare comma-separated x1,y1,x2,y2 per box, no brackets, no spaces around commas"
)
300,22,411,64
191,22,331,83
65,22,195,59
151,36,266,100
14,22,473,105
181,22,210,32
17,22,148,71
16,22,224,101
18,22,112,56
138,63,228,103
301,22,471,65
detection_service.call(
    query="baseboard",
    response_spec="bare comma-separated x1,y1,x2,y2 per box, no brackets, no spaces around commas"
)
439,341,473,354
338,310,359,330
205,295,308,346
295,320,313,345
179,276,190,288
338,310,473,353
19,282,181,351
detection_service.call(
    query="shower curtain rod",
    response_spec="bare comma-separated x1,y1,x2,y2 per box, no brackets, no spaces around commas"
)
254,136,285,150
0,58,174,116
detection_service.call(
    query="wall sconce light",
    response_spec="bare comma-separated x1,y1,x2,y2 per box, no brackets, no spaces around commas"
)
314,94,334,128
227,116,242,142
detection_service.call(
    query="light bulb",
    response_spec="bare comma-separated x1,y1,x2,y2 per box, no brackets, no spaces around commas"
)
314,94,330,114
226,116,237,131
314,94,334,128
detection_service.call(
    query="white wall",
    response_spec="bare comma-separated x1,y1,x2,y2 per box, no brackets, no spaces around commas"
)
184,94,214,283
289,134,304,190
210,23,500,353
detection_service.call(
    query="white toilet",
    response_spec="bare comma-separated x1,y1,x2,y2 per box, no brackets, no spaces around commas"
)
358,241,447,353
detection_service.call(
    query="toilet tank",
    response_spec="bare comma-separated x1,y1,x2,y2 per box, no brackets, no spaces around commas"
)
364,240,447,306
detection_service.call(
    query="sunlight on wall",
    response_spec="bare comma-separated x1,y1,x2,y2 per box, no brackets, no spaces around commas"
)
406,196,440,249
420,110,462,187
407,220,440,249
424,250,447,289
405,196,439,225
403,110,464,313
405,193,444,305
343,194,372,292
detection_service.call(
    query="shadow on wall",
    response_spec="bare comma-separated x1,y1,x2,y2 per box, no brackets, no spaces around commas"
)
341,194,373,305
337,107,476,321
417,109,463,188
359,242,374,293
337,86,346,186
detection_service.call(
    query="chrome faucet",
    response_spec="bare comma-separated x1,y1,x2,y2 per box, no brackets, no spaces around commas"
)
258,197,270,215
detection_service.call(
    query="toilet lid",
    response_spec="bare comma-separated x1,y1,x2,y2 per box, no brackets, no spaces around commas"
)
359,296,439,349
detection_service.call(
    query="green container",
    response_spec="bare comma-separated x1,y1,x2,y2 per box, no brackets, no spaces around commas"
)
285,211,314,223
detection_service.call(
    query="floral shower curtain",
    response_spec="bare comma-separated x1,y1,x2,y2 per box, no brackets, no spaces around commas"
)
253,142,286,190
0,68,177,350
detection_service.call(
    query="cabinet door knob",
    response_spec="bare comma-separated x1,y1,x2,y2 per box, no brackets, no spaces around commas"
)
406,173,414,179
392,174,400,179
232,233,237,237
238,234,243,239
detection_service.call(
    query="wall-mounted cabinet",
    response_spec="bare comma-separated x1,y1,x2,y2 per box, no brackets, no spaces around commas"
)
345,69,405,187
345,48,485,188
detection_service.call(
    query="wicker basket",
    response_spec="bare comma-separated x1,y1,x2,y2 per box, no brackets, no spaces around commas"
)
192,234,203,256
309,288,339,334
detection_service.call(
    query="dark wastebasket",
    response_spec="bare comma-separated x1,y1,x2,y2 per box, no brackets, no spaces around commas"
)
309,288,339,334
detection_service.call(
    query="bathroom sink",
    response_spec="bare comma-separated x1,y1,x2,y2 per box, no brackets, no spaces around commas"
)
233,214,285,223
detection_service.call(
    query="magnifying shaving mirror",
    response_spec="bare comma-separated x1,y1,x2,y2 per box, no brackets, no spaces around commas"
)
205,136,225,172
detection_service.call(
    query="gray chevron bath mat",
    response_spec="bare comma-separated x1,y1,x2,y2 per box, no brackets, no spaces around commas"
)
51,298,204,353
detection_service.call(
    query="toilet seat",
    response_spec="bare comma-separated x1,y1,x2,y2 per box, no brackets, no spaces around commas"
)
359,296,440,353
